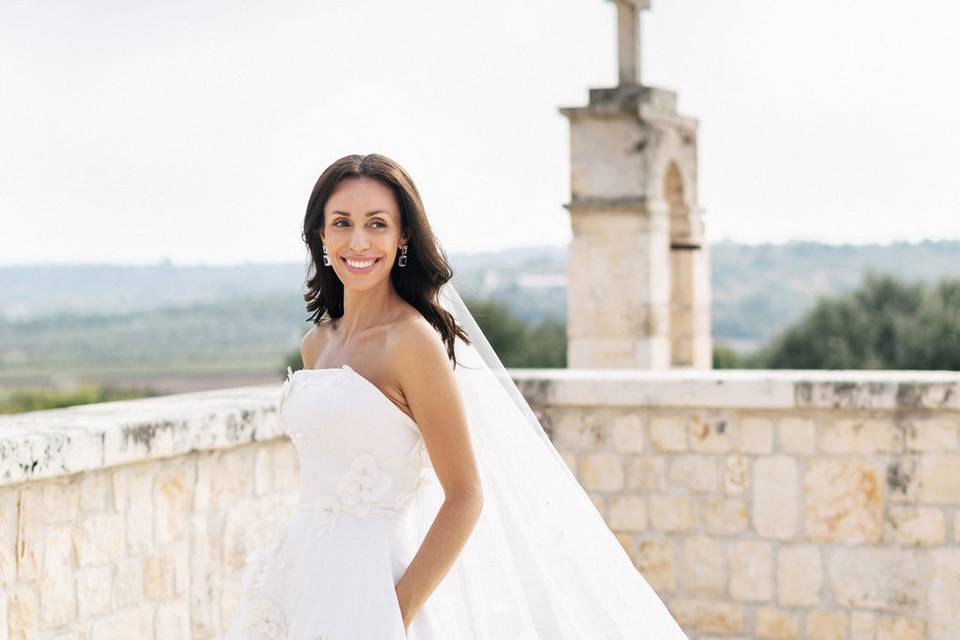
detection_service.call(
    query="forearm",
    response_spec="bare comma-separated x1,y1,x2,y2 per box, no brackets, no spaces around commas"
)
395,492,483,621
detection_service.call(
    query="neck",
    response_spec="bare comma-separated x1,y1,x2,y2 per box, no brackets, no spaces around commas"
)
337,282,400,338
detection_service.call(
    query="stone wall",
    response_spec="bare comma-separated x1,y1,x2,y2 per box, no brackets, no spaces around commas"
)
514,369,960,640
0,370,958,639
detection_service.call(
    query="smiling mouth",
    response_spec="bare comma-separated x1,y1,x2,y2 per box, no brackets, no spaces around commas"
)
341,256,381,272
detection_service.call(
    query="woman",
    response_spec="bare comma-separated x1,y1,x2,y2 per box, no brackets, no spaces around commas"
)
225,153,690,639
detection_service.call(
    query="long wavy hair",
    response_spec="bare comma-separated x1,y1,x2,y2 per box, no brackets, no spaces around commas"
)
302,153,470,368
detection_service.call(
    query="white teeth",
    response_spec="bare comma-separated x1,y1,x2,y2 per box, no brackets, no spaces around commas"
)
345,258,377,268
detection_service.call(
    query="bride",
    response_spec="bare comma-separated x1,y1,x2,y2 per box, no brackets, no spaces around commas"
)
224,153,689,639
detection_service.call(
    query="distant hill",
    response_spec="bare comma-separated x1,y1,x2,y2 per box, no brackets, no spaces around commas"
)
2,240,959,385
710,239,960,349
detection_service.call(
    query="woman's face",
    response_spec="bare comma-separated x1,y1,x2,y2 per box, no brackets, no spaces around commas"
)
320,176,406,289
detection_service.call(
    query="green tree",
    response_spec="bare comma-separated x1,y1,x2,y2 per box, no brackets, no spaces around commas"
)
745,272,960,370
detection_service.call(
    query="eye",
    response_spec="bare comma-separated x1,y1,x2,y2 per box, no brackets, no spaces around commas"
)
332,220,387,228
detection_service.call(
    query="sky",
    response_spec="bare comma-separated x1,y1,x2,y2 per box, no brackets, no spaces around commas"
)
1,0,959,265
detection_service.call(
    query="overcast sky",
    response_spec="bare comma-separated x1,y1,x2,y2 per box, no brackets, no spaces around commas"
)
2,0,958,265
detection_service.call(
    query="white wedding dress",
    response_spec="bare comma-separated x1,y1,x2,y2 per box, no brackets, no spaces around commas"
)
224,281,690,639
224,364,441,639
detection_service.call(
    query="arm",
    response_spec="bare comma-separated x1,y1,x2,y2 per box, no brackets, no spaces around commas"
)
390,319,484,629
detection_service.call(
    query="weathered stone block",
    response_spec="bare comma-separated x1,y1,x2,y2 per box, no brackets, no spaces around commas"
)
650,415,687,452
886,454,921,503
805,458,882,543
886,506,946,546
669,455,719,493
877,616,925,640
827,547,924,612
77,565,112,618
626,456,666,491
648,495,693,532
929,549,960,640
579,452,624,492
820,418,902,453
755,607,799,640
78,470,110,512
851,611,876,640
154,462,194,544
16,486,44,581
42,479,80,524
608,495,647,532
552,409,608,449
211,447,255,507
753,456,798,539
113,464,155,553
113,558,143,609
666,598,744,634
40,524,76,628
905,416,959,451
144,551,176,601
777,545,821,607
7,586,38,640
806,610,846,640
779,417,816,455
156,600,190,640
73,514,124,567
737,416,774,454
688,414,734,453
683,536,725,596
699,497,748,535
723,454,749,495
610,412,645,453
917,453,960,504
729,540,772,602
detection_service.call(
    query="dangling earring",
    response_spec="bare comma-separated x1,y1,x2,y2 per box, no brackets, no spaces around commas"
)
321,244,331,267
398,245,408,268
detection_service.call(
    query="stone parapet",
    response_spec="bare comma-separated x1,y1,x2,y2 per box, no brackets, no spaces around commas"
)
0,370,958,638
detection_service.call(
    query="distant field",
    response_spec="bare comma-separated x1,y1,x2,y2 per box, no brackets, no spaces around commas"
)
2,240,958,390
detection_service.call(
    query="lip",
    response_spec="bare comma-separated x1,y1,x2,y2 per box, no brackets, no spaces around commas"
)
341,256,381,274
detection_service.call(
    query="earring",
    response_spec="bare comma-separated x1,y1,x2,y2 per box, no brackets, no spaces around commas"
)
398,245,408,268
321,244,331,267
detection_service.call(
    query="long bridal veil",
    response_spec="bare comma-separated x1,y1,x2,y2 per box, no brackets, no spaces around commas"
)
405,281,689,639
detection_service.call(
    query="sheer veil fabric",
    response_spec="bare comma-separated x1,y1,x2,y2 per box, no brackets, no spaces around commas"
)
407,282,689,639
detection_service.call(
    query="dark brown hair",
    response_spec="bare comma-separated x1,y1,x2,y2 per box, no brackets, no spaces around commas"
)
302,153,470,367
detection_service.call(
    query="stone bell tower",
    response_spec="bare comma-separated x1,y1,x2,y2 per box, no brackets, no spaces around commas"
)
559,0,711,370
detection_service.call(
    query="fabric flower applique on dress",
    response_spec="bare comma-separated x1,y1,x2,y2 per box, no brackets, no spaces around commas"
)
315,451,393,537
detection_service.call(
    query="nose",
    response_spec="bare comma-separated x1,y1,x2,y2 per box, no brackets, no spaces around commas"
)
349,227,371,251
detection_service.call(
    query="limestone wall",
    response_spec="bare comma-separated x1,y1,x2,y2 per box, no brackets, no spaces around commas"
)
0,370,958,639
514,369,960,640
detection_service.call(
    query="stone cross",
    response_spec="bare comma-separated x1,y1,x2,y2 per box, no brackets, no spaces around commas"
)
614,0,650,86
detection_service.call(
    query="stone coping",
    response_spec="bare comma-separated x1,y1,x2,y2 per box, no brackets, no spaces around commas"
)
0,385,284,488
511,368,960,411
1,369,958,488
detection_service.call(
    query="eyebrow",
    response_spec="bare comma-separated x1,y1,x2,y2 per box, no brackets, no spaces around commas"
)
330,209,389,217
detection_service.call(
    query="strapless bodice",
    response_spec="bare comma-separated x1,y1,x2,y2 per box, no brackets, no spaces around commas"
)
278,364,432,521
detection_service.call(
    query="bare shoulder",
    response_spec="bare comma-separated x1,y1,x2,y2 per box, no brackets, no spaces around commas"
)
301,319,334,368
389,313,452,376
